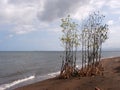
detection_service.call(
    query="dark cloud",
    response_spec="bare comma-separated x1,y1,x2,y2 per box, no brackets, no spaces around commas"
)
8,0,39,5
38,0,89,22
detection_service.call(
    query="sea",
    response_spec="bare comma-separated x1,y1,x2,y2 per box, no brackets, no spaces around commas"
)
0,51,120,90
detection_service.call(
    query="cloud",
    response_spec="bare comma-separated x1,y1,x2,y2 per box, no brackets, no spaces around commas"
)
107,0,120,9
0,0,119,50
0,0,119,37
103,25,120,49
112,11,120,14
38,0,90,22
0,0,45,34
90,0,106,8
0,0,36,23
107,20,114,25
0,0,108,35
38,0,108,22
13,25,36,34
72,0,107,21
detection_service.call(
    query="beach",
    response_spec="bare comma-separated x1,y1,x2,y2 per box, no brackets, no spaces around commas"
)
15,57,120,90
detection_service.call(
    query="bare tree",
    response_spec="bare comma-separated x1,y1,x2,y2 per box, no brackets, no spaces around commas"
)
59,15,80,79
59,11,108,78
80,11,109,76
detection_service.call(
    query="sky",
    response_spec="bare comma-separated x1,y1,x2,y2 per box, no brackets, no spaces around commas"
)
0,0,120,51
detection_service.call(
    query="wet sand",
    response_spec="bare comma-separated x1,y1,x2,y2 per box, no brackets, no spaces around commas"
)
15,57,120,90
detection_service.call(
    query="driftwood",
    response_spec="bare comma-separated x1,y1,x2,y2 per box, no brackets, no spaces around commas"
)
95,87,102,90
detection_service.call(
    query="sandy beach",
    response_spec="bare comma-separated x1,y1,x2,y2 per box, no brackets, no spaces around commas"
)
15,57,120,90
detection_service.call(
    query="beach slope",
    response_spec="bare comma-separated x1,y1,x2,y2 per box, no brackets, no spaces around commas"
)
16,57,120,90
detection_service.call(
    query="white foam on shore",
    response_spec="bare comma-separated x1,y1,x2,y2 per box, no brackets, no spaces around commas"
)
76,64,82,68
48,71,60,77
0,75,35,90
101,56,118,60
0,66,81,90
0,71,60,90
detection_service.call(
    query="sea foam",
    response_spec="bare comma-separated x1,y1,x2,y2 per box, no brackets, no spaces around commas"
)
48,71,60,77
0,75,35,90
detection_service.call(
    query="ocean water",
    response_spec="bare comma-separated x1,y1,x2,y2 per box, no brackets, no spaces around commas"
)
0,51,120,90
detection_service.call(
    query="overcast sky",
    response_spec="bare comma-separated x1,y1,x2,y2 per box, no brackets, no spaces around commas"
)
0,0,120,51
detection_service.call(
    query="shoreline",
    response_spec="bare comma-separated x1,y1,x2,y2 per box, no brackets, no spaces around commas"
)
15,57,120,90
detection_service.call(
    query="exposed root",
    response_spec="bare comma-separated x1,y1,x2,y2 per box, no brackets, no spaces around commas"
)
58,62,104,79
58,63,78,79
79,62,104,77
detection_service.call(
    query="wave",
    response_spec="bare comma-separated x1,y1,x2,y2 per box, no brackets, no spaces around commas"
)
0,71,60,90
47,71,60,77
0,67,80,90
0,75,35,90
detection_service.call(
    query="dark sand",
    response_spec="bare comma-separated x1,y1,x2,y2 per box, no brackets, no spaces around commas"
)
15,57,120,90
